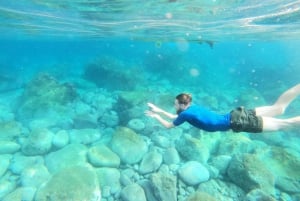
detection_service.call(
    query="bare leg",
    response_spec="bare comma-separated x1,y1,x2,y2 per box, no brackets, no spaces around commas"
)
256,83,300,117
262,116,300,131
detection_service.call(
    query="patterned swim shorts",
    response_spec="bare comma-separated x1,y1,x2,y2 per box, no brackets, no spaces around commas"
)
230,106,263,133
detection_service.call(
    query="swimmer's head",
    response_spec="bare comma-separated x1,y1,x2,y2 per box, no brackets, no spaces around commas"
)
175,93,192,114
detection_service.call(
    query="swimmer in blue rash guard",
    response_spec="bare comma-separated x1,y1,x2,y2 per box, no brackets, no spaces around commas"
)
145,83,300,133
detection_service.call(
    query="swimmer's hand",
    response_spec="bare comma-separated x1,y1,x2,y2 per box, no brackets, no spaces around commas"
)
144,110,158,118
147,102,162,113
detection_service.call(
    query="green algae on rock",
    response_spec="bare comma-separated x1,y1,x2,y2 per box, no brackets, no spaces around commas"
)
35,165,101,201
227,153,275,195
186,191,217,201
16,73,77,118
258,146,300,193
110,127,148,165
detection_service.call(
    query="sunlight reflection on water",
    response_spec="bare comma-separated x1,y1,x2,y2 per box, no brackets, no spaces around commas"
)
0,0,299,40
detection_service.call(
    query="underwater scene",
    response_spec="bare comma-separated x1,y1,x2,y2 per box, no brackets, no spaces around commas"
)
1,1,300,201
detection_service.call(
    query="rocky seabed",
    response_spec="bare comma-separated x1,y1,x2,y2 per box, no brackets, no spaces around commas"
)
0,77,300,201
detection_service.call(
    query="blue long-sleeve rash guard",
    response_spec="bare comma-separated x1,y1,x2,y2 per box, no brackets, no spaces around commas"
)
173,105,231,132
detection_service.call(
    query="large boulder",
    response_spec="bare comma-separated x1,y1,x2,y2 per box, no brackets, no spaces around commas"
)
198,179,245,201
227,153,275,195
45,144,87,173
186,191,217,201
245,189,277,201
21,128,53,156
0,121,22,140
209,155,232,175
139,150,163,174
52,130,69,148
72,101,98,129
110,127,148,165
69,128,101,145
120,183,146,201
83,56,143,91
0,180,17,200
88,144,120,168
114,91,149,124
217,134,266,155
127,118,145,132
258,146,300,193
96,167,121,195
163,147,180,165
2,187,36,201
175,134,210,163
16,73,77,119
0,141,20,154
0,154,11,177
20,164,50,188
178,161,210,186
150,172,177,201
9,153,44,175
35,165,100,201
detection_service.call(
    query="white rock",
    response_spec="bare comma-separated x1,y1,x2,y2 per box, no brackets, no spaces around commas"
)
52,130,69,148
120,174,132,186
35,165,101,201
122,168,136,178
163,147,180,165
176,134,210,163
0,155,11,177
69,128,101,145
152,135,171,148
127,118,145,132
21,128,53,156
45,143,87,173
88,144,120,168
2,187,36,201
9,154,44,175
210,155,232,174
110,127,148,165
20,164,50,188
139,151,162,174
0,180,16,200
120,183,146,201
0,141,20,154
178,161,210,186
96,167,121,195
29,118,57,130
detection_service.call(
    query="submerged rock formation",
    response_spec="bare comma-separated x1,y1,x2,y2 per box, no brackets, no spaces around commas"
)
16,73,77,119
35,165,101,201
227,153,275,195
83,56,143,90
110,127,148,165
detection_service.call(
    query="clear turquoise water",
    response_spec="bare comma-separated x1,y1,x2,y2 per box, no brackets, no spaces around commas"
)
1,1,300,201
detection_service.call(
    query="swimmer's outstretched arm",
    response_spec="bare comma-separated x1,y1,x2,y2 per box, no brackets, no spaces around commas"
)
145,110,175,128
145,103,176,128
146,103,177,119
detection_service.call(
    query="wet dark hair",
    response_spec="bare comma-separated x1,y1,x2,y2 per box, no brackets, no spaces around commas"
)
176,93,192,105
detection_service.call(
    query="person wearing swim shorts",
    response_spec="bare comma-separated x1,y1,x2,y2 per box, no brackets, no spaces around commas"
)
145,83,300,132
